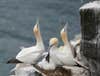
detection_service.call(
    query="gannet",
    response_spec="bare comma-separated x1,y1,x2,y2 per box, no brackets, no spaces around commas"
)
55,25,77,66
37,38,59,70
60,25,89,70
38,25,88,70
10,64,35,76
70,34,81,48
50,25,87,69
70,35,81,59
37,24,88,72
37,26,82,70
7,20,45,64
70,38,81,60
37,35,79,69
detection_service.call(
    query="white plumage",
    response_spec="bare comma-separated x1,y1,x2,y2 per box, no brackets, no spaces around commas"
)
38,25,80,70
16,46,44,64
16,21,45,64
38,57,56,70
10,64,35,76
38,38,59,70
7,20,45,64
50,25,76,66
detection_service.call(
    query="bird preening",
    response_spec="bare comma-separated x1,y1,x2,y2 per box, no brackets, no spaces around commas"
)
7,20,89,76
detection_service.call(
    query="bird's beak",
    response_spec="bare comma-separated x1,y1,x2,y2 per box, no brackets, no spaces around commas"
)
36,19,39,28
33,19,40,33
63,22,68,32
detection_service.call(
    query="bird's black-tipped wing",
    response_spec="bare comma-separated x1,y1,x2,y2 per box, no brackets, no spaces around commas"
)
74,59,89,71
7,58,23,64
45,52,50,63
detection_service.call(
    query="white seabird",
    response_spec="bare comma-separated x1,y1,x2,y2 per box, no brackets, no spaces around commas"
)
37,25,79,69
10,64,35,76
7,20,45,64
38,24,88,70
54,25,77,66
37,38,59,70
70,34,81,48
70,38,81,60
60,25,89,70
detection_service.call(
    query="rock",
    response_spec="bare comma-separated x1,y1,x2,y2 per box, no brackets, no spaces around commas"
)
80,1,100,76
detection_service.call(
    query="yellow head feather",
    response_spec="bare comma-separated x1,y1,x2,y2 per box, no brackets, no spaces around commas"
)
49,38,58,46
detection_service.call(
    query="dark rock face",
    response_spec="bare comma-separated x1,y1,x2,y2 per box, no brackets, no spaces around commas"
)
80,2,100,76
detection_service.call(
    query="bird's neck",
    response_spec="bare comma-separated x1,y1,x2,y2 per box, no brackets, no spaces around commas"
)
35,31,44,49
62,32,69,45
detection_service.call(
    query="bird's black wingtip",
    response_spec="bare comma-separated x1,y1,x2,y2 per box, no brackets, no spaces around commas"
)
46,53,50,63
6,58,23,64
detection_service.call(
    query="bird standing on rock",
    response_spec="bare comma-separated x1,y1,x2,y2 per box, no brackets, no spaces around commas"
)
60,24,89,70
7,20,45,64
37,38,59,70
37,24,77,70
38,23,89,71
56,24,77,66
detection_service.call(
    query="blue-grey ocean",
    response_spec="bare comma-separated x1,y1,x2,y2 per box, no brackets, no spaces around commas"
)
0,0,89,76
